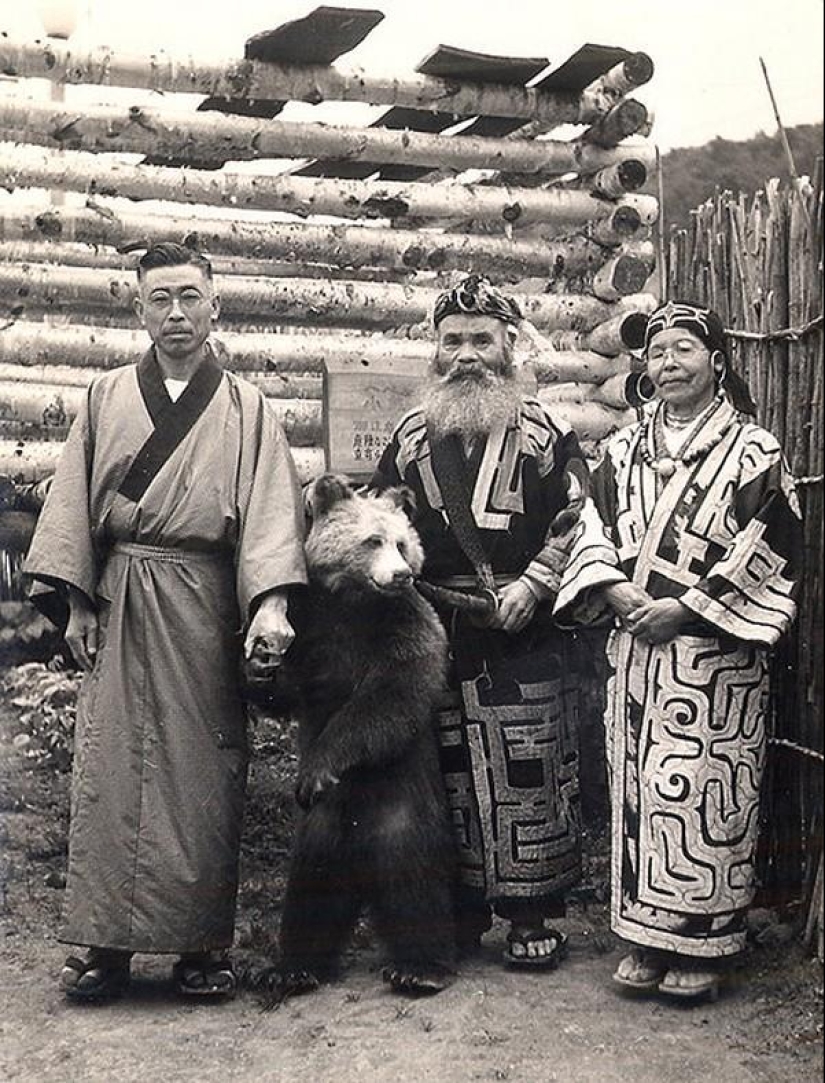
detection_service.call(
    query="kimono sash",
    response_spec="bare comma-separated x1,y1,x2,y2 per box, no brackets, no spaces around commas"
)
118,347,223,503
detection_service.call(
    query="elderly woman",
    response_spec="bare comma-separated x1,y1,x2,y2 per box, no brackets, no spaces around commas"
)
556,300,802,1000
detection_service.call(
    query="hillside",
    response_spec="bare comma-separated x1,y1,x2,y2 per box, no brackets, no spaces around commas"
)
653,123,823,231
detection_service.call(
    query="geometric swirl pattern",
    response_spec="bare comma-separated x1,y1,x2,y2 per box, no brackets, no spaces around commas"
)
610,633,768,957
438,665,581,901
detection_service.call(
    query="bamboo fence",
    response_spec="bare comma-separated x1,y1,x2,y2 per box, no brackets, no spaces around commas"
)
667,169,824,957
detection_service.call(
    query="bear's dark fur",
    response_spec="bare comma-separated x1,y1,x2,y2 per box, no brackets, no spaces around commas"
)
275,474,456,996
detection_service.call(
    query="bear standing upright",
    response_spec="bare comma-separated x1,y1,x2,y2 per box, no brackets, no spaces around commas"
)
274,474,456,996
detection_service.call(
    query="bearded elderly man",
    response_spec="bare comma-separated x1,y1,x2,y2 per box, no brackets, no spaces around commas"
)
371,274,611,968
24,242,307,1001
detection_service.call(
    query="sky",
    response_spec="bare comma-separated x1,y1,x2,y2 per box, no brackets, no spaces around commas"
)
3,0,823,151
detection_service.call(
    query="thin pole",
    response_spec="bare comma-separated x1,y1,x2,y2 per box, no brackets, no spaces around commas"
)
759,56,812,227
655,145,667,299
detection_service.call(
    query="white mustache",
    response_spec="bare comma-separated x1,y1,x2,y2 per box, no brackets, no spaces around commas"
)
440,361,497,383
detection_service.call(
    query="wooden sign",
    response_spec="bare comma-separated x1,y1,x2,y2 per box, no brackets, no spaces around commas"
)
322,354,538,482
323,354,428,481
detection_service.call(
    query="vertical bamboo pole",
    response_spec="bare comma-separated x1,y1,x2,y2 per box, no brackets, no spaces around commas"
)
759,57,812,229
655,146,666,300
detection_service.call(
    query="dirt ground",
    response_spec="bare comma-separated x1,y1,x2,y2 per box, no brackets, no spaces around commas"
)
0,663,822,1083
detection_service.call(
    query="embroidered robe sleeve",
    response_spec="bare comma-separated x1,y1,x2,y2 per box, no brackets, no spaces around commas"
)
551,435,628,616
678,430,802,646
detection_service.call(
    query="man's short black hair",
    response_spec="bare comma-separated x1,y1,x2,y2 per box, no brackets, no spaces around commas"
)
137,242,213,281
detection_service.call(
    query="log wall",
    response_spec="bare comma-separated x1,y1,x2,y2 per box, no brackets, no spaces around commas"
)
0,13,660,559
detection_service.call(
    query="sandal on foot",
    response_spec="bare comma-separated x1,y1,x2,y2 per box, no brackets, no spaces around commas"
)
658,966,721,1001
61,951,131,1001
613,948,668,991
503,926,568,969
172,955,237,998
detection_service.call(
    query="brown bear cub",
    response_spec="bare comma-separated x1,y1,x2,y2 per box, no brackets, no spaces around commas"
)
272,474,456,997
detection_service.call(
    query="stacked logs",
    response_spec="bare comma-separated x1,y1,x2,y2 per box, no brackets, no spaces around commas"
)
0,16,661,555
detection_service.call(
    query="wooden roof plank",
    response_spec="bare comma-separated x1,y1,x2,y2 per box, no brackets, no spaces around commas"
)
193,6,385,129
414,45,548,84
370,107,457,133
243,6,385,65
455,44,635,142
372,44,553,177
534,43,632,92
431,45,641,175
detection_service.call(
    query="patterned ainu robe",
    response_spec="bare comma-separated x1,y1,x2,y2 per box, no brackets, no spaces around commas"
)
557,396,802,957
24,347,307,954
371,399,610,905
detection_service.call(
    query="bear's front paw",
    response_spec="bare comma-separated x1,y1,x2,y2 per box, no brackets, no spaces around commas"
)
295,763,341,810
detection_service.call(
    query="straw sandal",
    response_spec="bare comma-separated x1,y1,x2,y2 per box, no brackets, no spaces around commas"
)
658,965,721,1001
503,926,568,968
60,950,131,1001
172,955,237,997
612,948,669,991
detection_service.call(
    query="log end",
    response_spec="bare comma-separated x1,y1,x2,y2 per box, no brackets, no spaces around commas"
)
624,52,655,88
619,311,649,350
617,159,647,193
611,255,650,297
609,205,642,238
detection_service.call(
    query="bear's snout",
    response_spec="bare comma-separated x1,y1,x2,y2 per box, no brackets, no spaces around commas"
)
369,543,415,592
390,567,414,588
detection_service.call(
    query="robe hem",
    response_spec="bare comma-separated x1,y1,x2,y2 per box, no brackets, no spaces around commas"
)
470,866,581,902
611,916,746,959
57,934,235,955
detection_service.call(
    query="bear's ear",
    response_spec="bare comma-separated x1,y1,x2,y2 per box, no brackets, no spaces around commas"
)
305,473,354,522
383,485,417,521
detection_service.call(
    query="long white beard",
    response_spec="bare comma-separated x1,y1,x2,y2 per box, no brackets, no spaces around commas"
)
422,367,521,440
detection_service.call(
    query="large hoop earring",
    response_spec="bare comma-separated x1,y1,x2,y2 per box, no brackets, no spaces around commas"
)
711,349,727,386
625,372,656,406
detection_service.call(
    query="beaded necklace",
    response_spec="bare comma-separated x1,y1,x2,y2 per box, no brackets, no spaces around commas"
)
637,394,734,479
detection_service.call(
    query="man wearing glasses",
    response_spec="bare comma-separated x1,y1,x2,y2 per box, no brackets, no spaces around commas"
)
25,243,307,1001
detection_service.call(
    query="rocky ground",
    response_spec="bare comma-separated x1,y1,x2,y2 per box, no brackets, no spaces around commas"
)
0,658,822,1083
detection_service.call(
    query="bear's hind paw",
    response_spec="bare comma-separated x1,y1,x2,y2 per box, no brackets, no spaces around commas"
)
254,966,321,1010
282,968,322,994
382,964,454,997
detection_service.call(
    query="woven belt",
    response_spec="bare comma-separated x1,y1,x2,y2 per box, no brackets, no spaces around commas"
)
112,541,225,565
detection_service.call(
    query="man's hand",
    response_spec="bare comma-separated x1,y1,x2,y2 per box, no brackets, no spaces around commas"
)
65,588,98,672
491,579,539,635
624,598,689,644
243,591,294,679
603,581,653,621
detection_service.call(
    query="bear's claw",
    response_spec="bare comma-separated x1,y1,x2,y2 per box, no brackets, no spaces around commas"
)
255,967,321,1010
382,965,453,997
281,969,321,993
295,766,341,810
